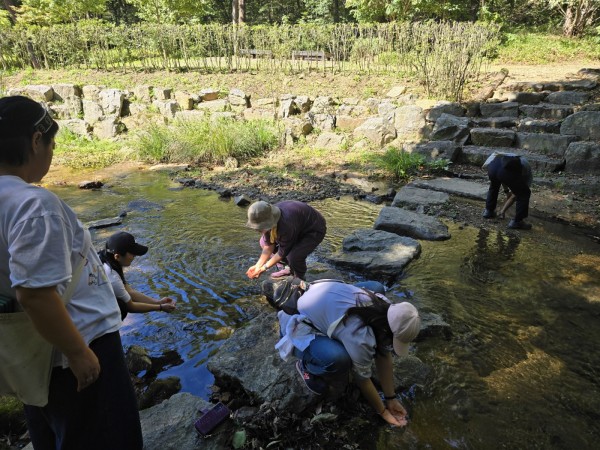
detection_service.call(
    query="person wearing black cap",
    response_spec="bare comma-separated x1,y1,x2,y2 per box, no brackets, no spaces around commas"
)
0,96,142,449
98,231,176,320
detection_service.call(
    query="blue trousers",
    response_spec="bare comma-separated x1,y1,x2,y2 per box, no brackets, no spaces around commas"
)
24,331,142,450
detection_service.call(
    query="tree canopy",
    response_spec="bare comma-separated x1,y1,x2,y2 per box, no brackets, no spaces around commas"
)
1,0,599,36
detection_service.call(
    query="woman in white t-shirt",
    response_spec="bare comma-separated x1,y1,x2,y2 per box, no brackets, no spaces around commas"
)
97,231,176,320
0,95,142,449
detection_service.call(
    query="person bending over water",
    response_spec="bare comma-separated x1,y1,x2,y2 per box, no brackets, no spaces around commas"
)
98,231,176,320
246,200,326,281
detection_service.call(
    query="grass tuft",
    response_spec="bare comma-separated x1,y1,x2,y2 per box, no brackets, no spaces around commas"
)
134,117,280,165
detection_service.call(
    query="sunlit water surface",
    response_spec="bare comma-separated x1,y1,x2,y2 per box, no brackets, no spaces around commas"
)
50,171,600,449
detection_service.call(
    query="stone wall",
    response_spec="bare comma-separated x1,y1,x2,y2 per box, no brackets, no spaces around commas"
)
6,71,600,174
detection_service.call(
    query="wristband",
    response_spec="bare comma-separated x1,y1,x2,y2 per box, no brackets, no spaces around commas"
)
384,395,396,400
262,264,268,271
159,304,162,311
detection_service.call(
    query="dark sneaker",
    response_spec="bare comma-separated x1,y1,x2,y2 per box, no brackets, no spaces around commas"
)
482,209,497,219
507,219,532,230
295,361,326,395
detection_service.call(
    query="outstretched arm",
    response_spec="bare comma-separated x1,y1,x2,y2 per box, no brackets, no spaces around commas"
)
356,376,407,427
246,243,276,279
125,285,176,312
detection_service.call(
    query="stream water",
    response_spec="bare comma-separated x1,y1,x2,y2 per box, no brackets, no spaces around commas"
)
50,170,600,449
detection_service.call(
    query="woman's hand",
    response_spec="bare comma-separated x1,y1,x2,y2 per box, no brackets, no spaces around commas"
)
68,347,101,392
386,397,408,420
380,408,408,427
246,265,262,279
159,297,176,312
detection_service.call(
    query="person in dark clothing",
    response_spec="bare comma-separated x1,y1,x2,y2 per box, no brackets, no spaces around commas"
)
246,200,327,280
483,154,533,230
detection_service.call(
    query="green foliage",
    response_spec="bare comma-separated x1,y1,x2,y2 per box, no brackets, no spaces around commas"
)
53,128,128,169
496,30,600,63
371,146,448,180
127,0,211,24
134,117,280,165
16,0,107,26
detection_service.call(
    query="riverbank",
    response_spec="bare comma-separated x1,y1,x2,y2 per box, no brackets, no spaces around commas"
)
41,152,600,240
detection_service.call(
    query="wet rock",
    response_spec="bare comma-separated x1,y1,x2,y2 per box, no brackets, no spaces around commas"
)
234,195,251,206
374,206,451,241
139,377,182,410
126,345,152,375
327,229,421,277
78,180,104,189
84,215,124,230
139,392,231,450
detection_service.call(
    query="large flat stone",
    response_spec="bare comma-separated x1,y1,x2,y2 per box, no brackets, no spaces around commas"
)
374,207,450,241
327,228,421,277
409,177,488,200
392,186,449,207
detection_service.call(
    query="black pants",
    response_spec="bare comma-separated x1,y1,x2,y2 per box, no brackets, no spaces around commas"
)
486,157,531,222
24,331,142,450
286,229,326,280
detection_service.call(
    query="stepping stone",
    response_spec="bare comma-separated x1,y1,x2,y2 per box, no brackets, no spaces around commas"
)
409,177,488,201
327,229,421,277
391,186,449,208
374,207,450,241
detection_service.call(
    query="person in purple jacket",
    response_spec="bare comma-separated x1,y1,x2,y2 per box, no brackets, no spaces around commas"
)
246,200,327,280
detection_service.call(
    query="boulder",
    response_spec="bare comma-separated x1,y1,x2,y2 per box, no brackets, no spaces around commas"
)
564,142,600,174
560,111,600,141
353,117,396,146
394,105,426,138
430,113,471,144
326,229,421,277
208,310,318,414
374,207,450,241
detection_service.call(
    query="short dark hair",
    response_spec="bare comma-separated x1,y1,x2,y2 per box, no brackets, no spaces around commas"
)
0,95,59,167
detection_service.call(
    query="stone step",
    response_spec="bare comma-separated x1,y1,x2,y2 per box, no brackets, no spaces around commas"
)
469,128,578,157
470,127,515,147
458,146,564,172
504,79,597,92
546,91,590,105
514,132,579,158
519,103,574,119
472,116,519,128
517,118,562,134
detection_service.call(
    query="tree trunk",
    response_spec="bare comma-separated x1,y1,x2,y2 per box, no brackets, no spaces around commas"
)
2,0,17,23
232,0,239,24
239,0,245,23
562,1,598,37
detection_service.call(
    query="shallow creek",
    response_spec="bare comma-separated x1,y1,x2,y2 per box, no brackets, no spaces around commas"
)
50,171,600,449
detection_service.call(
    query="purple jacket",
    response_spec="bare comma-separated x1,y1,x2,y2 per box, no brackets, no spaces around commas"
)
261,201,326,258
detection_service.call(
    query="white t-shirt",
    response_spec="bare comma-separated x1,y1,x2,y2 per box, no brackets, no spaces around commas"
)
103,262,131,303
0,175,121,365
280,281,387,381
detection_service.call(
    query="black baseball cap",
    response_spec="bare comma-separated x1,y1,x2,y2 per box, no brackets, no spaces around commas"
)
106,232,148,256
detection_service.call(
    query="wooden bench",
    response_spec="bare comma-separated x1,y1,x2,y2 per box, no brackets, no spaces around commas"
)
239,49,273,59
291,50,332,61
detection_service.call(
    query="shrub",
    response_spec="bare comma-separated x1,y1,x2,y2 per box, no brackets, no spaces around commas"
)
371,146,449,180
134,117,280,164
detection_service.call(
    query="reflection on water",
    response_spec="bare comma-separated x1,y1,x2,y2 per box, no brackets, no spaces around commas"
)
50,171,600,449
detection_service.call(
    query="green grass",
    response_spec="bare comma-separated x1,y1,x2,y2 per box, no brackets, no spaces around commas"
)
496,31,600,64
134,117,280,164
53,128,132,169
371,146,450,180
